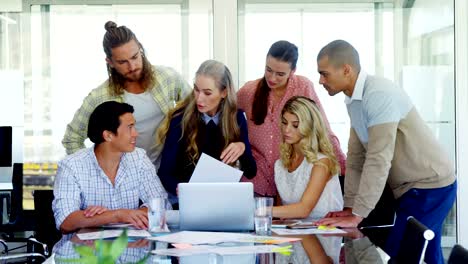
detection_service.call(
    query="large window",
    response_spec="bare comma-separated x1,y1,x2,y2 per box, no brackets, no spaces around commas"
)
25,2,212,164
19,0,213,209
239,1,394,153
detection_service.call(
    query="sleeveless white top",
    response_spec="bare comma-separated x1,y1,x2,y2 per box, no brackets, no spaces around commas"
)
274,153,344,264
274,153,343,218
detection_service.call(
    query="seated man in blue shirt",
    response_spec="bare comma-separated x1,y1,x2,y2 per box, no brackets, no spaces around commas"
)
53,101,168,234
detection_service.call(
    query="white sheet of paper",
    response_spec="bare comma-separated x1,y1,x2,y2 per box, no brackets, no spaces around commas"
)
152,244,286,257
77,229,151,240
147,231,241,244
101,223,134,229
273,228,346,235
190,153,243,183
147,231,300,245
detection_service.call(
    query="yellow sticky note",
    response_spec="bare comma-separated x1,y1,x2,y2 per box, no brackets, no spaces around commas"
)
318,225,336,231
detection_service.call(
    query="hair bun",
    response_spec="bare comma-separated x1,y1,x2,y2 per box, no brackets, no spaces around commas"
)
104,21,117,31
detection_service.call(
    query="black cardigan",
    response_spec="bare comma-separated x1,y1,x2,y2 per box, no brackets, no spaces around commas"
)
158,110,257,195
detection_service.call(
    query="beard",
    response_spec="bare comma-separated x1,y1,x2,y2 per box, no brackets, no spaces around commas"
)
108,56,155,94
123,69,143,82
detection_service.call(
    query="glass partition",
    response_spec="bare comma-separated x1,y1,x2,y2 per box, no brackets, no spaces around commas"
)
18,0,213,209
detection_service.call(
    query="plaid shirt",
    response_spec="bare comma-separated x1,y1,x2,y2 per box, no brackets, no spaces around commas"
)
62,65,191,155
52,147,168,230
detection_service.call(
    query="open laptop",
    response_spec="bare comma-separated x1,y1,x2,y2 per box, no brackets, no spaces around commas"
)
178,182,254,231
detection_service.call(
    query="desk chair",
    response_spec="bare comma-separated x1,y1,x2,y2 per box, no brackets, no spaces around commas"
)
448,244,468,264
0,163,48,258
0,163,24,233
359,184,396,249
33,189,61,253
388,216,434,264
1,237,46,263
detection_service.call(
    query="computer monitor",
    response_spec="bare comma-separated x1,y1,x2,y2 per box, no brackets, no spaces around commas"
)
0,126,12,167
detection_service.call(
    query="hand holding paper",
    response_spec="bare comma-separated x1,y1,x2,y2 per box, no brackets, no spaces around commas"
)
190,153,243,183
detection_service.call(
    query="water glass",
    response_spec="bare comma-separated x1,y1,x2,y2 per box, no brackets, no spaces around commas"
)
148,197,166,233
254,197,273,236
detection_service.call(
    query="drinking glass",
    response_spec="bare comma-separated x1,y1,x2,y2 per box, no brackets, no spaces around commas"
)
254,197,273,236
148,197,167,234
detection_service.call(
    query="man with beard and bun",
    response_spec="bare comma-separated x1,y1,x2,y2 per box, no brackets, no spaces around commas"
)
63,21,191,168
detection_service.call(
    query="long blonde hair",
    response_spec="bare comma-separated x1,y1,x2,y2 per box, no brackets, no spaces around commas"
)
279,96,339,176
157,60,240,163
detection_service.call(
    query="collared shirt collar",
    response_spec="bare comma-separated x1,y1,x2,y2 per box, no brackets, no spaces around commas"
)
202,112,220,125
345,70,368,105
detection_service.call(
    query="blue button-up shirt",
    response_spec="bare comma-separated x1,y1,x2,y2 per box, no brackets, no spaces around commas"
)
52,147,168,229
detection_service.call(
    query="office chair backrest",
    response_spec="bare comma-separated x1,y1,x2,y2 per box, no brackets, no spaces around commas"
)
0,163,23,232
34,189,61,251
389,216,434,264
9,163,23,223
448,244,468,264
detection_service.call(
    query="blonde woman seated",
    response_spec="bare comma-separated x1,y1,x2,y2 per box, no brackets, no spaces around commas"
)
157,60,257,206
273,96,343,219
273,96,343,263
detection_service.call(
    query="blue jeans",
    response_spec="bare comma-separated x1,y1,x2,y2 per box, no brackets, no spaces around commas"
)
385,181,457,264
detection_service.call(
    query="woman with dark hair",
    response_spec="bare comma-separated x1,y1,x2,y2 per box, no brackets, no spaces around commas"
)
237,40,346,197
157,60,257,206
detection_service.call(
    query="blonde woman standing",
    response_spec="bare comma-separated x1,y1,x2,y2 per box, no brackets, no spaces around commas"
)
157,60,257,206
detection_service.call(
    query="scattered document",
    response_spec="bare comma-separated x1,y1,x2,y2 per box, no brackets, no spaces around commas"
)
271,219,301,228
152,244,291,257
147,231,300,245
102,223,134,229
190,153,243,183
77,229,151,240
273,228,346,235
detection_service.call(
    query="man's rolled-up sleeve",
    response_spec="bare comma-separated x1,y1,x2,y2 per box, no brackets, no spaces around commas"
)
52,162,82,230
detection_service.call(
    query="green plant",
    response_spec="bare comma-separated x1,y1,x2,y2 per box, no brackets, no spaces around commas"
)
61,229,149,264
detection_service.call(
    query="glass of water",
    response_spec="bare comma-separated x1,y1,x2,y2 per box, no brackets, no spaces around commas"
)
148,197,167,234
254,197,273,236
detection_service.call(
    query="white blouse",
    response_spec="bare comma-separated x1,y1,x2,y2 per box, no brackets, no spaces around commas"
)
274,153,344,264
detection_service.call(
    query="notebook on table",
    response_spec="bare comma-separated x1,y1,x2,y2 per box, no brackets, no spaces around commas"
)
178,182,255,232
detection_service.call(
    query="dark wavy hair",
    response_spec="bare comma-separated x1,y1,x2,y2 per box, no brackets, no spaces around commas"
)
251,40,298,125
